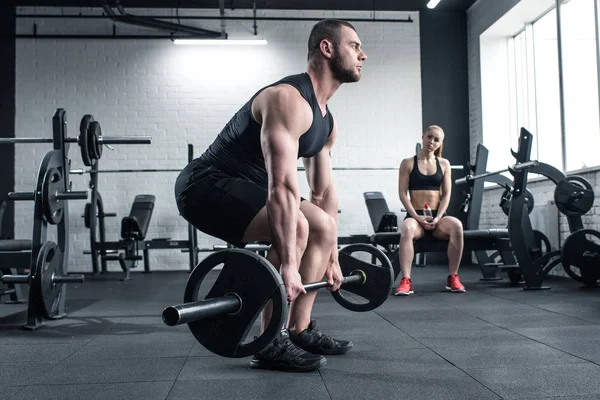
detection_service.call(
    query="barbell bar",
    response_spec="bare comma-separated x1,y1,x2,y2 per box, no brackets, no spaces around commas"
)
162,271,365,327
455,160,539,185
0,136,152,145
70,165,464,174
2,274,84,285
8,190,88,201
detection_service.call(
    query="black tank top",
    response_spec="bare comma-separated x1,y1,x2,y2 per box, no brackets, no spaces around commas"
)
408,155,443,191
195,73,334,187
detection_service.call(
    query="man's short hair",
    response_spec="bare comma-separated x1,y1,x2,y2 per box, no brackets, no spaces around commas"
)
307,19,357,61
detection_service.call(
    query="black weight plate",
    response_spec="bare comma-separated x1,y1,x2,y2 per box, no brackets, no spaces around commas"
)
79,115,94,167
333,244,394,311
538,250,562,276
501,188,535,216
554,176,594,217
88,121,103,161
41,168,64,225
33,241,64,319
561,229,600,284
533,230,552,255
184,249,287,358
83,203,92,229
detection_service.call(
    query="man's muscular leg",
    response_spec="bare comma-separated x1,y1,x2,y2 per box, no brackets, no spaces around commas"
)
243,205,325,372
286,201,353,356
242,206,310,332
287,201,337,333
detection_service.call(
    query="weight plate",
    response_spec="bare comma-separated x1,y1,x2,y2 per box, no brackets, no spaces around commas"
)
79,115,94,167
561,229,600,285
538,250,562,276
88,121,103,161
41,168,64,225
533,230,552,255
33,241,64,319
183,249,287,358
333,243,394,311
554,176,594,217
83,203,92,229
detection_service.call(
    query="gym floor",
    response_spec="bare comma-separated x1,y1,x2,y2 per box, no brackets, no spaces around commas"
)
1,265,599,400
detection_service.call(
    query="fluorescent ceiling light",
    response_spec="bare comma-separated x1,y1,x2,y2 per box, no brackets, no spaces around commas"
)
173,39,268,45
427,0,442,9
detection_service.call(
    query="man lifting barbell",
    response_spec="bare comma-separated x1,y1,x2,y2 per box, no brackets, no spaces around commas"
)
174,19,368,372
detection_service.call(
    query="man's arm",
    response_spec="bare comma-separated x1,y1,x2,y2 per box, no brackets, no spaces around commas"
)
435,158,452,218
253,85,312,269
302,120,339,219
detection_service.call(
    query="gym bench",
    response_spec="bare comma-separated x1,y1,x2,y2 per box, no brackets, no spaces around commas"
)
93,194,156,280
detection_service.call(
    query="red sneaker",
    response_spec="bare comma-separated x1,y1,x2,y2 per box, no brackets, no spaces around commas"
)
394,277,413,296
446,274,466,293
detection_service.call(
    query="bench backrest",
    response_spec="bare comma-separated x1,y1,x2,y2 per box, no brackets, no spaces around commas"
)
121,194,156,240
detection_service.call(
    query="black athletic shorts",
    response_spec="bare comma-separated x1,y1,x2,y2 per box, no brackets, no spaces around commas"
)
174,162,268,248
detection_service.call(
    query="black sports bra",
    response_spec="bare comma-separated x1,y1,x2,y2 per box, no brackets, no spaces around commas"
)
408,155,443,191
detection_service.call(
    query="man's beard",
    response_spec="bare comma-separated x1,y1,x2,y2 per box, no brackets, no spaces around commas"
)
330,49,360,83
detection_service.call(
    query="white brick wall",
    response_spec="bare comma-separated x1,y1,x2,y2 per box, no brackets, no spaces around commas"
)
15,7,422,272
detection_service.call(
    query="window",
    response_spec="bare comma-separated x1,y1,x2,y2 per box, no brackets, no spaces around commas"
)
560,0,600,170
532,8,562,169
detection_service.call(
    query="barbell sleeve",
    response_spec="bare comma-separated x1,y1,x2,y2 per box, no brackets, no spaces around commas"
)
97,136,152,145
511,160,539,171
55,191,88,200
8,192,35,201
162,295,242,326
52,274,85,284
1,275,29,284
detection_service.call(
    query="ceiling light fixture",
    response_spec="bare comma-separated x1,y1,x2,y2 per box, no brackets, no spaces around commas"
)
427,0,442,9
173,39,268,45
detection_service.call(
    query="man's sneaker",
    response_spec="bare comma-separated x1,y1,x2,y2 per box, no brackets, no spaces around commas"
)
394,277,413,296
250,330,327,372
289,320,353,355
446,274,466,293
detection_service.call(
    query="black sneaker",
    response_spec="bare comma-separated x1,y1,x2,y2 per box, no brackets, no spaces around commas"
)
289,320,353,355
250,330,327,372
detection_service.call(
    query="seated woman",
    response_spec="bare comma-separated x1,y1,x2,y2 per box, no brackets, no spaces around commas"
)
395,125,465,296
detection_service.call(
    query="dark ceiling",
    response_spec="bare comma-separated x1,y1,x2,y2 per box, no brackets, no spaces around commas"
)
8,0,478,12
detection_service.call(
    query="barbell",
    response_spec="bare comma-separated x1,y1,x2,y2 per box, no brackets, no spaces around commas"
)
0,115,152,166
455,160,540,185
161,243,394,358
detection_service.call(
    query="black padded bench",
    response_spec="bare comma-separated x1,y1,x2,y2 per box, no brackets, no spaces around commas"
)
0,240,33,252
121,194,155,241
0,201,31,303
370,229,512,253
98,195,156,280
